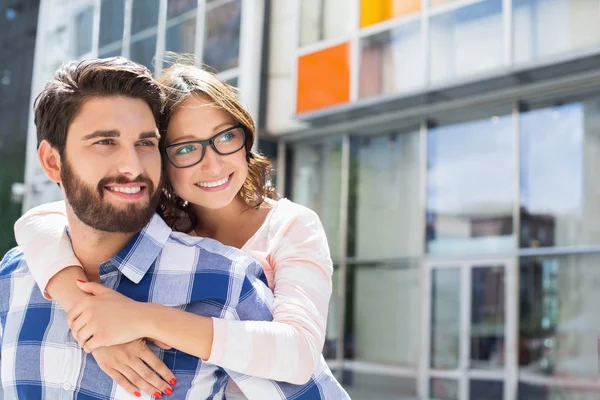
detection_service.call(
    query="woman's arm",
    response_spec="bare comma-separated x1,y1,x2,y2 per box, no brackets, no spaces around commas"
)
14,201,89,309
206,208,333,384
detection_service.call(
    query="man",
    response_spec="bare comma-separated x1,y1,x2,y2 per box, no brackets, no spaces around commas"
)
0,58,347,399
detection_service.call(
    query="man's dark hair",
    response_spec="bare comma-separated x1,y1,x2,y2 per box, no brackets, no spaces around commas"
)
33,57,164,154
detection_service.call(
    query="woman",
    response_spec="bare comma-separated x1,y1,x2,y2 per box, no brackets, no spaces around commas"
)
15,61,336,398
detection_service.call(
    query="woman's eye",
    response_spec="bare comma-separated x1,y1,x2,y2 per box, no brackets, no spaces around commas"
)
175,145,197,155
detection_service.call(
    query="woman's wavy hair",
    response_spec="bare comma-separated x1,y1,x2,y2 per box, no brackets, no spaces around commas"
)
156,55,278,232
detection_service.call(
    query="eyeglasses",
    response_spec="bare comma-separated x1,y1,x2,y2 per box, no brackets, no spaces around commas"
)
164,124,247,168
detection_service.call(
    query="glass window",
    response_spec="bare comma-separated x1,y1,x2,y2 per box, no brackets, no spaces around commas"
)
291,139,343,261
203,0,241,72
131,0,159,35
360,0,420,28
300,0,351,47
471,266,505,370
520,98,600,248
430,378,459,400
343,373,417,399
166,17,196,55
350,261,420,366
74,6,94,57
514,0,600,64
470,380,503,399
130,34,157,70
426,112,514,255
429,0,503,84
519,254,600,389
296,43,350,113
323,266,339,359
352,131,422,259
359,21,423,99
430,0,461,7
167,0,197,19
99,45,122,58
431,268,461,369
99,0,125,47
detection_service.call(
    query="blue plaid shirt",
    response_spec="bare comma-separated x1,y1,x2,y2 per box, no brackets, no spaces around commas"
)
0,214,348,399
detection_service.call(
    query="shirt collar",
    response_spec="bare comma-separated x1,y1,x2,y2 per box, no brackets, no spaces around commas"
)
106,213,172,283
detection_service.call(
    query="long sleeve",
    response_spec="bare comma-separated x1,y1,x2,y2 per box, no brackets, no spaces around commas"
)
207,203,333,384
13,200,82,299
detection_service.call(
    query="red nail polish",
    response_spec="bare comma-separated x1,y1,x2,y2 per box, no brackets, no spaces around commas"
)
154,392,162,398
165,388,173,395
134,392,141,397
169,378,177,386
77,279,86,283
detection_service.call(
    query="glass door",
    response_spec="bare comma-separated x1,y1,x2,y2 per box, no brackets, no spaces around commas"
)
423,259,518,400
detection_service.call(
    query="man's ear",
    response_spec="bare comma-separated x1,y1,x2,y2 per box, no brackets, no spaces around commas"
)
38,140,62,183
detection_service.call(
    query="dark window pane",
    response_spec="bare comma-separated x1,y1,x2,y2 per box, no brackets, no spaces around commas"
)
471,266,505,369
165,17,196,54
75,6,94,56
470,379,503,400
131,0,159,35
167,0,196,19
203,0,241,72
130,34,157,70
99,0,125,47
343,371,417,400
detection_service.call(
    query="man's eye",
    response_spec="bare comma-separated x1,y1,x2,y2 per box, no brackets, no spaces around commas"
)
95,139,113,145
138,140,156,147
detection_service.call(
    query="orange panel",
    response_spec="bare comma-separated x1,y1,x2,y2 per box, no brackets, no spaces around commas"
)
296,43,351,114
361,0,421,28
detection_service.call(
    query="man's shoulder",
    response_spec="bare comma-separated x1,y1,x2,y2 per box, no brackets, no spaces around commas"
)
0,247,26,278
163,233,263,275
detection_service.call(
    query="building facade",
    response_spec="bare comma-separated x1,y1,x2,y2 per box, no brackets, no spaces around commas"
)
21,0,600,399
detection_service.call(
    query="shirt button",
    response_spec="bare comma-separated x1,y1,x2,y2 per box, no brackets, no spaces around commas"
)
63,383,73,391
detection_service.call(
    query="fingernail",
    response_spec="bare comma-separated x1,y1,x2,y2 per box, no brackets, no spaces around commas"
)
154,392,162,398
134,392,141,398
77,279,86,283
165,388,173,395
169,378,177,386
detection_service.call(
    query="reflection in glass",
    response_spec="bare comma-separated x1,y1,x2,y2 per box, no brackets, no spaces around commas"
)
300,0,351,47
520,99,600,248
471,266,505,369
131,0,159,35
514,0,600,64
359,21,423,99
430,0,461,7
166,17,196,55
99,0,125,47
167,0,197,19
519,382,600,400
291,139,342,261
343,373,417,400
352,132,422,260
430,378,459,400
431,268,460,369
351,261,420,366
426,113,514,255
429,0,503,84
130,35,157,70
203,0,241,72
75,6,93,56
99,45,122,58
470,380,503,399
520,254,600,386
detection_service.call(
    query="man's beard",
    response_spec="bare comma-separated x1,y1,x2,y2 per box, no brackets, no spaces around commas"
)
60,156,162,233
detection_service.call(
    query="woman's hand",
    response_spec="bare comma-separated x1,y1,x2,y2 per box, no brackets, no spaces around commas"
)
67,281,154,352
92,339,177,398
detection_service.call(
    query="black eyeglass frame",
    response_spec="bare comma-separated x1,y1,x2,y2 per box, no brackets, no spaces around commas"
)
163,124,248,169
